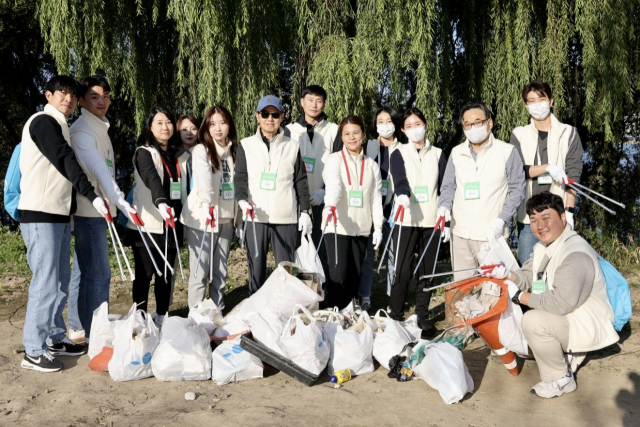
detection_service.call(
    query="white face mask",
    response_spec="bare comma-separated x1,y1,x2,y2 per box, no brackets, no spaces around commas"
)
527,101,551,120
405,126,426,143
464,124,491,144
376,124,395,139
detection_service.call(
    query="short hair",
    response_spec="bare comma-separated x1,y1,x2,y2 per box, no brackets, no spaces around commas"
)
77,75,111,98
177,114,200,130
522,81,553,103
141,107,181,150
526,191,565,217
339,115,366,137
371,106,399,138
401,107,427,128
301,85,327,101
45,75,78,97
459,102,492,124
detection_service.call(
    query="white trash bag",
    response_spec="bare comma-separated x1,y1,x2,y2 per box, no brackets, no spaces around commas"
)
279,305,330,375
108,304,160,382
294,234,326,283
477,235,519,271
498,281,529,356
326,311,375,376
372,310,416,370
401,314,423,342
88,302,124,360
211,338,263,385
245,311,288,357
151,317,212,381
415,342,474,404
188,298,223,335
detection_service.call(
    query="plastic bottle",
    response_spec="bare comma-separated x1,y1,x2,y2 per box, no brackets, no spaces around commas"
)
330,369,352,386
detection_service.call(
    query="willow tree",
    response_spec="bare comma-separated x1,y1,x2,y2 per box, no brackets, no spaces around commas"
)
35,0,640,244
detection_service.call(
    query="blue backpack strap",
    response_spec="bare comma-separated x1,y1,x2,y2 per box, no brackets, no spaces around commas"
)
598,257,632,331
3,143,22,222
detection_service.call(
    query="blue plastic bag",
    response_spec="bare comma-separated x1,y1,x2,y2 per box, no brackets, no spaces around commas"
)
599,258,632,331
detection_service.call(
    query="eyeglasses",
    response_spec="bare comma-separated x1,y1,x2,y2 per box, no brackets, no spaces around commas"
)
462,118,489,130
260,110,281,119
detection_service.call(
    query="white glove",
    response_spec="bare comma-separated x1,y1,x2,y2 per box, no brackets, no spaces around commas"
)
238,200,253,215
157,203,173,221
92,197,109,218
482,264,508,279
116,197,136,220
546,164,568,185
236,225,244,241
506,280,522,301
442,226,451,243
396,194,411,210
202,202,216,222
486,218,505,239
372,228,383,250
565,211,574,230
310,189,325,206
322,206,339,222
298,212,313,236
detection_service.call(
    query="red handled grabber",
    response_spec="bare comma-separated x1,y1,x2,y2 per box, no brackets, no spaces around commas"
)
378,204,404,274
414,215,445,276
165,208,185,281
315,206,338,265
195,206,214,277
130,211,174,277
103,200,134,281
421,262,505,292
565,178,625,215
241,203,259,259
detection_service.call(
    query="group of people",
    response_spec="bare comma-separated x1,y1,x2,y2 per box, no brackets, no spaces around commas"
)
17,75,619,400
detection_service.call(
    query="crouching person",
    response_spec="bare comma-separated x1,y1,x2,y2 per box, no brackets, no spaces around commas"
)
483,191,619,398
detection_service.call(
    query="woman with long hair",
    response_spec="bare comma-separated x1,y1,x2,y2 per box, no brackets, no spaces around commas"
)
180,105,239,310
126,107,189,327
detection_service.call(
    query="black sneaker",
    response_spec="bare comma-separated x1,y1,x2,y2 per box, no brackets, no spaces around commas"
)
417,316,437,339
47,336,86,356
361,300,371,313
21,351,63,372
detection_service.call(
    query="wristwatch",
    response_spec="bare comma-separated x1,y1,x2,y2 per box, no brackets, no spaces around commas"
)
512,290,523,305
565,207,576,214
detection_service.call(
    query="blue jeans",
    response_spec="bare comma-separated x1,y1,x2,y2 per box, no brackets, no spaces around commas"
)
69,216,111,337
21,222,72,356
517,222,539,266
359,221,394,298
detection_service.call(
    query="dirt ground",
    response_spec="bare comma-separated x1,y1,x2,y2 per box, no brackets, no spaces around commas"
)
0,247,639,427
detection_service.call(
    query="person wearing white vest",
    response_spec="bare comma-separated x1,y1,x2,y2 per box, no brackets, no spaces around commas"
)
439,102,526,281
388,108,448,335
484,192,618,398
358,107,401,311
235,95,312,294
321,116,384,309
180,105,239,310
126,107,189,328
68,76,137,343
286,85,339,280
19,76,108,373
510,81,583,265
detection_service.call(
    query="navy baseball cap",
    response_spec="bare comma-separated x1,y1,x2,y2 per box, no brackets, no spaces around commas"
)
256,95,283,112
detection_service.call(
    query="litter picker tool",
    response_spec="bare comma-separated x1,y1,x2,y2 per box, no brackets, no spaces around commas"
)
241,203,259,258
315,206,337,261
103,200,133,281
413,215,446,276
378,205,403,274
130,211,174,276
194,206,214,276
165,207,184,281
565,178,625,215
392,205,405,277
421,263,505,292
430,216,446,277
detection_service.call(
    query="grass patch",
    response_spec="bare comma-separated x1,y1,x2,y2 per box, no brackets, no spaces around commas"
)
0,226,29,276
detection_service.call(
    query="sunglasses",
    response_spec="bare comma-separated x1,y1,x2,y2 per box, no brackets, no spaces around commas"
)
259,110,281,119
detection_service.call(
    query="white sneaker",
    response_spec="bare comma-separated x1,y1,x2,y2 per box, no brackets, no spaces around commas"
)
68,329,85,344
565,352,587,374
531,371,577,398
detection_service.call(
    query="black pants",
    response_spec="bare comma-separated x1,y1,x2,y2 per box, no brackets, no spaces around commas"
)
389,226,438,319
311,204,329,279
246,222,298,294
131,231,178,316
323,234,368,310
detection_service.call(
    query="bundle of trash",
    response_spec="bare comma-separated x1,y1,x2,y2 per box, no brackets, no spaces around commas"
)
454,281,502,320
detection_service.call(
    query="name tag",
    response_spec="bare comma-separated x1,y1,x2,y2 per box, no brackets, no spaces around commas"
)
260,172,277,191
222,182,235,200
381,180,389,197
302,156,316,173
414,186,429,203
531,280,546,294
106,158,114,178
464,182,480,200
349,190,363,208
537,174,553,185
170,182,182,200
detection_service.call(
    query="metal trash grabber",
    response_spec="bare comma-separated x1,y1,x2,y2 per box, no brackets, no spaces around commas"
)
378,205,403,274
103,200,126,281
131,211,174,276
165,207,185,281
413,215,445,276
392,205,405,277
240,203,259,258
194,206,214,276
566,178,624,215
421,262,505,292
315,206,336,259
429,216,447,277
110,209,135,280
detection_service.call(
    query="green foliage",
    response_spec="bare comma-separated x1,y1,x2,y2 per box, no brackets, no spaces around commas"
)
0,227,29,276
